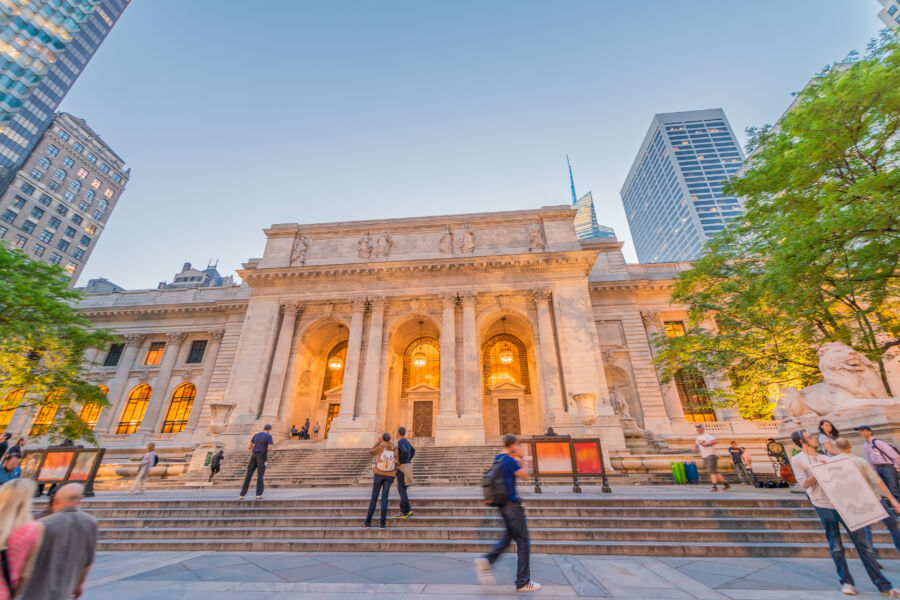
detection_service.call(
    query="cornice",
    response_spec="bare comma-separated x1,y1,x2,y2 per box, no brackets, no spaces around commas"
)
79,301,248,319
589,280,676,297
239,251,598,285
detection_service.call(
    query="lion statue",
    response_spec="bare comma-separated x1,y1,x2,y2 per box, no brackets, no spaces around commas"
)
779,342,892,418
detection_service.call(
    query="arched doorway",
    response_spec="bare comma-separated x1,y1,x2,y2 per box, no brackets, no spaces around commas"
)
321,340,347,438
402,336,439,438
482,329,532,437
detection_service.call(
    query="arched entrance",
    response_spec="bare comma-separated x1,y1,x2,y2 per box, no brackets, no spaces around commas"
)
383,316,441,441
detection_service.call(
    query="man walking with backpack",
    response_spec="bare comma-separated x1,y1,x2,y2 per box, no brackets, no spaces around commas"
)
475,434,540,592
395,426,415,519
858,425,900,501
363,432,396,529
239,424,274,500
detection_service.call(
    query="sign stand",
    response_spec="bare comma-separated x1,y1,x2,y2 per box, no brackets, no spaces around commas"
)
523,436,611,494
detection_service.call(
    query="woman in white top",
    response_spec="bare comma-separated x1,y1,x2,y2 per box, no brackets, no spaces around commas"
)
817,419,840,456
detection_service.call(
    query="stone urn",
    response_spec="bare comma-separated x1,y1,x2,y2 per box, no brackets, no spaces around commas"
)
207,401,235,435
571,393,598,428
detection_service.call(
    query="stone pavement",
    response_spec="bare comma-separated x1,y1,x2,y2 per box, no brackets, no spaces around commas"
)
84,551,900,599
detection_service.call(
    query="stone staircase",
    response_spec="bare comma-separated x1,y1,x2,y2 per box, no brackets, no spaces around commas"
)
82,495,899,558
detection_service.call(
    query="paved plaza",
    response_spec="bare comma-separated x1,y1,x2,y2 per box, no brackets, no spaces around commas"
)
84,550,900,599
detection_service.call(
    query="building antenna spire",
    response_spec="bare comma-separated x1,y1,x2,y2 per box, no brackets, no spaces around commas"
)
567,155,577,204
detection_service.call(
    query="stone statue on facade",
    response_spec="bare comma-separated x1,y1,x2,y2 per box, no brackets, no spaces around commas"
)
374,232,393,258
779,341,894,418
528,222,546,252
459,228,475,254
609,389,630,418
357,232,373,259
439,229,454,254
291,234,310,265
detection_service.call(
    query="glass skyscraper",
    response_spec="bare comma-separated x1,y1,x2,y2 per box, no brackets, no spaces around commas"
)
620,109,744,263
566,157,616,241
0,0,129,191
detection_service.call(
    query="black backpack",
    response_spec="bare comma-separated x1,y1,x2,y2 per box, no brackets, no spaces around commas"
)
483,457,508,507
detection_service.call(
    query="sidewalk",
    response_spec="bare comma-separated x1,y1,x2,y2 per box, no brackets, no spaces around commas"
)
85,551,900,599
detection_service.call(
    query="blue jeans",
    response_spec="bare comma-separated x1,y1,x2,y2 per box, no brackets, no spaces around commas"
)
876,464,900,502
486,501,531,589
365,474,394,527
864,499,900,555
814,505,892,592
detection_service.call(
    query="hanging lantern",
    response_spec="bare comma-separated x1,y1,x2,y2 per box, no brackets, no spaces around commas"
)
328,354,344,371
412,348,427,368
498,316,514,364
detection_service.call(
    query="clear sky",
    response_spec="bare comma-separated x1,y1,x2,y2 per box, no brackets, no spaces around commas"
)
61,0,883,289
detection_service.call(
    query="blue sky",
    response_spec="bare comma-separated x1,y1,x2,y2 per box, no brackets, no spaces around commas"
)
61,1,882,289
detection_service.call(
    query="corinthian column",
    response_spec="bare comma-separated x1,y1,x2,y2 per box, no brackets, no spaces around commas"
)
99,334,146,433
359,296,387,420
259,302,303,422
438,293,458,417
139,332,186,434
337,297,367,419
461,292,481,415
532,288,565,420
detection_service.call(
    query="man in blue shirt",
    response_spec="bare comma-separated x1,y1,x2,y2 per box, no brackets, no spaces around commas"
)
395,426,416,518
239,424,274,500
0,453,22,484
474,434,541,592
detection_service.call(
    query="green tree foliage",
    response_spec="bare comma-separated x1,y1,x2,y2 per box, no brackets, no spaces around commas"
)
654,36,900,419
0,245,112,442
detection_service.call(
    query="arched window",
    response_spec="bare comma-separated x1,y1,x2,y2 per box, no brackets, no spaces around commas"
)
321,340,348,395
38,157,51,169
674,367,716,422
0,389,25,429
84,189,95,201
30,391,61,436
482,334,530,394
116,384,151,434
161,383,196,433
54,168,66,181
401,337,440,394
70,180,81,191
79,385,107,430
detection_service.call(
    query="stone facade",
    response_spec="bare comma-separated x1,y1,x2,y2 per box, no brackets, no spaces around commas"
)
2,205,778,471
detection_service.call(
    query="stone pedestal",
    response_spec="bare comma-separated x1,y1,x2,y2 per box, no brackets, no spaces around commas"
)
435,414,486,446
187,441,224,476
326,416,379,448
776,403,900,460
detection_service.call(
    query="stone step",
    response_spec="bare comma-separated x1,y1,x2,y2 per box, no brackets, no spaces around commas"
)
94,537,900,559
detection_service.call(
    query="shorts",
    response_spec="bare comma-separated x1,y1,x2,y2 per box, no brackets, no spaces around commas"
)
703,455,718,474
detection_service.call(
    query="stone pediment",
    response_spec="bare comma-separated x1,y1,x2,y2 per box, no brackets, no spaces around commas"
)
249,205,585,272
323,384,343,396
407,382,440,394
489,380,527,392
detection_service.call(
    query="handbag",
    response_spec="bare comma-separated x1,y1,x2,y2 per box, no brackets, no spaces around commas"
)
398,463,413,486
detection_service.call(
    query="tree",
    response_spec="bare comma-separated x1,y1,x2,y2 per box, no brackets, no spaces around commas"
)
0,245,112,442
654,35,900,418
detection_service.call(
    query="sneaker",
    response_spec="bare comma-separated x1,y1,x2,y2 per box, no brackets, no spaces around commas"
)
722,484,731,491
710,486,719,492
255,495,264,500
238,496,245,501
361,523,371,528
517,581,542,592
401,511,414,519
842,583,857,595
881,589,900,598
474,557,495,585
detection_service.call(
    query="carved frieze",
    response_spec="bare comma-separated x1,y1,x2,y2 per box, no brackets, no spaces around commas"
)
527,222,547,252
291,234,310,265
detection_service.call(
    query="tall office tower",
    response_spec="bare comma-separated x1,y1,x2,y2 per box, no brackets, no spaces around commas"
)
0,112,129,283
567,157,616,241
877,0,900,28
0,0,129,191
620,109,744,263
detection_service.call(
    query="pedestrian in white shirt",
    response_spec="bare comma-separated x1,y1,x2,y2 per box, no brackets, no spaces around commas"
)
128,443,156,494
789,429,900,597
694,424,729,492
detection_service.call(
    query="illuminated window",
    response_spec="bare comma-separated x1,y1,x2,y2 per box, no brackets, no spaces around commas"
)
664,321,686,337
675,368,715,422
144,342,166,366
161,383,196,433
482,334,530,394
85,224,96,235
90,178,100,189
77,168,88,179
103,188,113,199
116,384,151,434
0,389,25,429
80,386,106,429
30,397,60,436
322,341,348,394
401,337,440,393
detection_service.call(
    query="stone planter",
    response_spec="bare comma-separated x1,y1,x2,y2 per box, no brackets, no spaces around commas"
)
207,402,235,435
571,393,598,428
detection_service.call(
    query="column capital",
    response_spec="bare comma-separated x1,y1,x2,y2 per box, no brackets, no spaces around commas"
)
280,301,304,316
641,310,661,328
208,329,225,341
349,297,367,313
439,293,459,308
460,291,478,305
122,333,146,345
531,288,553,304
368,296,389,311
166,332,187,344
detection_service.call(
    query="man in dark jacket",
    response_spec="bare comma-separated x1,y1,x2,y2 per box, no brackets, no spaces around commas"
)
209,449,224,482
395,426,415,518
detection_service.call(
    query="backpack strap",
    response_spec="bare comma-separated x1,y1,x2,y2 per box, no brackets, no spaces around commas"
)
873,439,895,463
1,547,13,595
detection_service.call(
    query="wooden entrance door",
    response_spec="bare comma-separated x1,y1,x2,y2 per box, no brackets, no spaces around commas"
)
412,401,434,438
324,403,340,439
498,398,521,436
